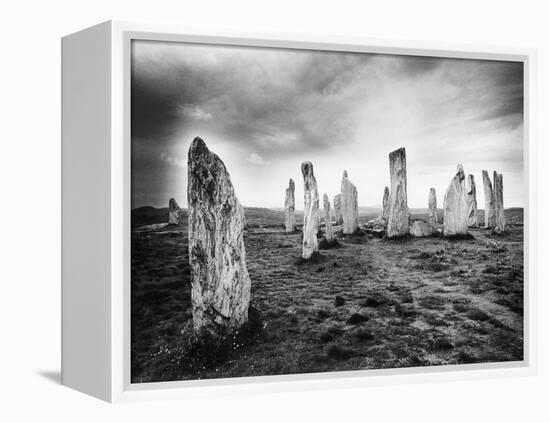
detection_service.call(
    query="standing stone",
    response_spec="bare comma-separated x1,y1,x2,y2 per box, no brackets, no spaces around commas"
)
493,171,505,234
168,198,181,225
284,178,296,233
443,164,469,236
410,221,437,237
387,148,409,238
333,194,343,226
301,162,319,259
428,188,438,224
323,193,334,241
382,186,390,221
341,170,359,234
467,174,478,227
187,137,251,334
482,170,495,229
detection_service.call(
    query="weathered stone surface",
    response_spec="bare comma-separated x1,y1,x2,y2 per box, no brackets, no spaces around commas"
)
428,188,438,224
467,174,478,227
382,186,390,221
387,148,409,238
482,170,495,229
443,164,469,236
323,193,334,241
301,162,320,259
187,137,251,334
341,170,359,234
366,217,385,227
365,217,386,237
410,221,437,237
333,194,343,226
284,178,296,233
493,171,505,234
168,198,182,225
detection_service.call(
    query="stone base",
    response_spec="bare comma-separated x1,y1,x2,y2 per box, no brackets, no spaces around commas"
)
366,217,386,228
410,221,438,238
365,227,385,238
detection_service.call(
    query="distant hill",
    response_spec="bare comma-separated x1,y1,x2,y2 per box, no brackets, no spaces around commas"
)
132,206,171,227
131,205,285,227
359,206,382,215
242,207,285,226
132,205,523,228
273,206,382,214
504,207,523,212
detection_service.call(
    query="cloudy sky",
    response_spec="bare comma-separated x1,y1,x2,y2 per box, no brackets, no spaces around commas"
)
131,40,524,210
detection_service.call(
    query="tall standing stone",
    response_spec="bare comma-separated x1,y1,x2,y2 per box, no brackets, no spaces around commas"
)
187,137,251,334
382,186,390,221
168,198,181,225
428,188,438,224
467,174,478,227
341,170,359,234
493,171,505,233
387,148,409,238
333,194,343,226
301,162,319,259
482,170,495,229
284,178,296,233
323,193,334,241
443,164,469,236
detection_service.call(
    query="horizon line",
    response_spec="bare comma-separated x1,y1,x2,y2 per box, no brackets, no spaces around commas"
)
132,204,525,212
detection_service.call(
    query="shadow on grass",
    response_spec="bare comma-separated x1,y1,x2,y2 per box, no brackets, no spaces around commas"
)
445,233,476,241
295,251,324,265
319,238,342,250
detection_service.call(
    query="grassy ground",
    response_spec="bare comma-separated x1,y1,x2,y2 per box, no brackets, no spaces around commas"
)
131,207,524,383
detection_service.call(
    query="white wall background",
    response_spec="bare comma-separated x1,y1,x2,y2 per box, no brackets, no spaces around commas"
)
0,0,548,421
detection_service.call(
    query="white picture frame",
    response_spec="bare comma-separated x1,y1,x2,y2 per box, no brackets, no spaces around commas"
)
61,20,538,403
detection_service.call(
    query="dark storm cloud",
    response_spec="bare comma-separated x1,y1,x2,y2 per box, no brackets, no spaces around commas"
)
131,43,381,155
132,45,450,156
405,58,523,141
131,74,178,141
131,52,211,141
472,60,523,127
388,54,442,76
478,96,523,128
131,40,524,208
132,43,524,150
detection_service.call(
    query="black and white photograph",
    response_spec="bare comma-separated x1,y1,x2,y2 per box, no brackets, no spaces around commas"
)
130,39,524,383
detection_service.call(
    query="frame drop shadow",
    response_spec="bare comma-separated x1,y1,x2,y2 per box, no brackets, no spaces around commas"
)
37,370,61,384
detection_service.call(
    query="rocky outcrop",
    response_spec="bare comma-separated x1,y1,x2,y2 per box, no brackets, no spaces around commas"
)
410,221,437,237
301,162,320,259
482,170,495,229
467,174,478,227
168,198,182,225
341,170,359,234
333,194,343,226
382,186,390,221
284,178,296,233
428,188,438,224
387,148,409,238
493,171,505,233
443,164,469,236
187,137,251,334
323,193,334,241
